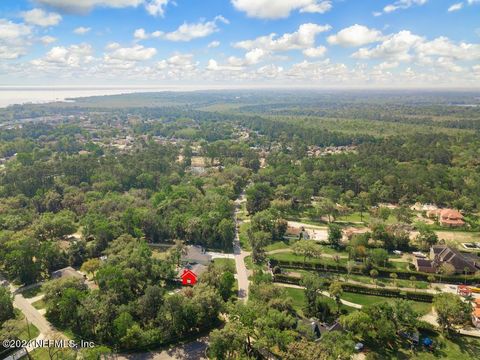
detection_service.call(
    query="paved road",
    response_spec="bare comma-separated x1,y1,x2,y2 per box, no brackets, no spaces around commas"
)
0,274,61,338
117,338,208,360
233,191,250,302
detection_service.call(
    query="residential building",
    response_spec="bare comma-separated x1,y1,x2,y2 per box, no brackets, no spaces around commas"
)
414,245,480,274
426,209,465,227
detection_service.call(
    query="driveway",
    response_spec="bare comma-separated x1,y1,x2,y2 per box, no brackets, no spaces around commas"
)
117,337,208,360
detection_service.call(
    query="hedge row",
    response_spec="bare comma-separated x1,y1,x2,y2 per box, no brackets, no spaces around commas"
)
269,258,480,285
273,274,434,303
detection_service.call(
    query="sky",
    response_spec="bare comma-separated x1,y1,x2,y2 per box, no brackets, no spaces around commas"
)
0,0,479,88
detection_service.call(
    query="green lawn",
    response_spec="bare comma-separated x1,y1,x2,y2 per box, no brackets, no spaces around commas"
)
283,287,354,315
373,333,480,359
269,252,347,266
238,222,251,251
340,292,432,316
265,240,292,252
337,212,401,225
13,311,40,340
348,274,429,290
32,298,46,310
212,258,236,273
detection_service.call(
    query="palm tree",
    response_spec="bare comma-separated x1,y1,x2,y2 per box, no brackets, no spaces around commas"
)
390,272,398,287
370,269,379,287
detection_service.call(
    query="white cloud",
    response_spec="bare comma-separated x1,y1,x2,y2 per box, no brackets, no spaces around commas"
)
383,0,428,14
234,23,331,52
299,1,332,14
40,35,57,45
106,44,157,61
231,0,332,19
353,30,424,62
144,0,171,17
34,0,172,16
134,16,228,42
208,40,220,48
0,19,32,59
415,36,480,60
74,27,91,35
21,8,61,27
31,43,94,68
327,25,383,47
303,46,327,58
448,2,463,12
134,28,148,40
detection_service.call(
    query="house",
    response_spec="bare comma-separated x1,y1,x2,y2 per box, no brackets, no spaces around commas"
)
51,266,85,281
180,269,198,286
178,246,211,286
182,245,212,266
472,298,480,328
414,245,480,274
426,209,465,227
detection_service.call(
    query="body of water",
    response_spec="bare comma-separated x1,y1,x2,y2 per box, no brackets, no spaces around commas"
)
0,86,193,108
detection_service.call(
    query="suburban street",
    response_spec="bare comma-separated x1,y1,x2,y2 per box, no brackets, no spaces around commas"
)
233,191,250,302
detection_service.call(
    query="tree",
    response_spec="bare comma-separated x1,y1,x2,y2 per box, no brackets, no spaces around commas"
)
439,262,456,282
390,272,398,287
415,226,438,251
246,182,273,215
327,223,342,249
209,322,246,359
409,276,417,292
394,206,413,224
0,287,14,325
316,199,338,223
34,210,77,241
248,230,271,263
356,192,370,222
301,273,324,316
370,269,379,287
368,248,389,267
329,281,343,314
292,240,322,264
433,293,471,335
427,275,436,288
80,258,101,277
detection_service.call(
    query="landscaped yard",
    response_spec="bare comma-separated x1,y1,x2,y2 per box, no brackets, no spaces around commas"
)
212,258,236,273
14,310,40,340
269,252,348,266
340,292,432,316
282,287,354,315
348,274,430,290
238,222,251,251
32,298,46,310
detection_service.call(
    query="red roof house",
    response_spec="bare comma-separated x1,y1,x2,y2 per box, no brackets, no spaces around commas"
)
180,269,198,286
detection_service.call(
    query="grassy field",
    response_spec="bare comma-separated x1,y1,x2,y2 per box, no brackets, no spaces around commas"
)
340,293,432,316
337,212,401,225
212,258,236,273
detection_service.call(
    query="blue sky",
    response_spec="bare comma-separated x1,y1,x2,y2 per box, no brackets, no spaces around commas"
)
0,0,479,88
